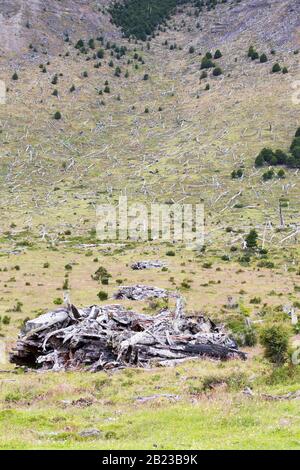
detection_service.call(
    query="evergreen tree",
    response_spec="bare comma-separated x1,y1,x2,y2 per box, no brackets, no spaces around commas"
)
277,169,286,179
115,66,122,77
214,49,222,59
259,53,268,63
75,39,84,49
54,111,62,120
245,229,258,249
272,63,281,73
274,149,288,165
201,56,215,69
213,67,222,76
255,153,264,167
247,45,255,57
12,72,19,80
88,38,95,49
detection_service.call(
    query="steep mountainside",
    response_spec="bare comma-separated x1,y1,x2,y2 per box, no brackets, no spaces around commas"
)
0,0,299,252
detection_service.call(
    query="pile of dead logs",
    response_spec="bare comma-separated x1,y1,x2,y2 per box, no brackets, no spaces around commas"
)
131,261,166,270
10,287,246,372
113,285,173,301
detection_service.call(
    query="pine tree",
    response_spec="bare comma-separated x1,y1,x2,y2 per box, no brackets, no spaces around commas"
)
259,53,268,63
245,229,258,249
115,66,121,77
97,49,104,59
214,49,222,59
272,63,281,73
75,39,84,49
12,72,19,80
213,67,222,76
88,38,95,49
54,111,62,120
247,45,256,58
201,56,215,69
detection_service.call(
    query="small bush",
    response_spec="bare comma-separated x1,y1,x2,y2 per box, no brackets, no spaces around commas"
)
212,67,222,76
98,291,108,301
245,229,258,249
214,49,222,59
54,111,62,120
260,324,290,365
272,63,281,73
259,53,268,63
166,250,175,256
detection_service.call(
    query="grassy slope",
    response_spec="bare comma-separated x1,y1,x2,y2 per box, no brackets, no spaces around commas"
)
1,362,300,450
0,0,300,449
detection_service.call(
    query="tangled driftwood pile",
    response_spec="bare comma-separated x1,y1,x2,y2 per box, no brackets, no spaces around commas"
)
10,287,246,371
131,261,167,270
114,285,172,301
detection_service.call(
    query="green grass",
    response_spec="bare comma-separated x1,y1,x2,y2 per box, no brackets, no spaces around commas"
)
1,362,300,449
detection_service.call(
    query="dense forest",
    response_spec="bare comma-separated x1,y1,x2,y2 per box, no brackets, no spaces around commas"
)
109,0,222,40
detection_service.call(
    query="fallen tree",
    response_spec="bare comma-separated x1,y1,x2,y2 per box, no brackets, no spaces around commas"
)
10,289,246,371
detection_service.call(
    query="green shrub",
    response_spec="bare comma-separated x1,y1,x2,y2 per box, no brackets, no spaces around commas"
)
201,56,215,69
245,229,258,249
97,49,105,59
98,291,108,301
260,324,290,365
259,53,268,63
54,111,62,120
166,250,175,256
212,67,222,76
272,63,281,73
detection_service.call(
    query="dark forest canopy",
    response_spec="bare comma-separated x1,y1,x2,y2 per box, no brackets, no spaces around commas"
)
109,0,223,41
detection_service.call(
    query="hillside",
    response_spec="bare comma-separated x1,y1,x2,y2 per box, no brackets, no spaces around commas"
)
0,0,300,450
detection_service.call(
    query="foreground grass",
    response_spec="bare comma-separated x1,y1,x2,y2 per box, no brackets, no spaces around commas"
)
1,361,300,449
1,399,300,450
